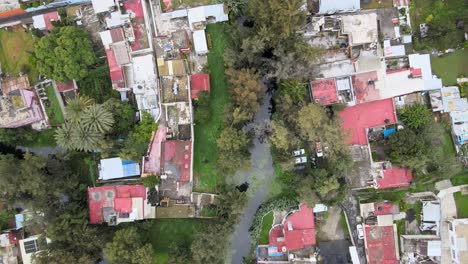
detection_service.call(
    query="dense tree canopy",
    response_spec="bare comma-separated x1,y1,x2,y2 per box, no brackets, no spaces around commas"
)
248,0,306,49
398,104,432,130
104,227,154,264
33,26,97,82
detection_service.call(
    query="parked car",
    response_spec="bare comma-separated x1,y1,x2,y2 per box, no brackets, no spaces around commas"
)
292,149,305,157
295,156,307,164
356,224,364,239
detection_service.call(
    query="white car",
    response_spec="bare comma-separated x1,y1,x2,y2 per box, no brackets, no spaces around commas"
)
356,224,364,239
316,142,323,157
292,149,305,157
295,156,307,164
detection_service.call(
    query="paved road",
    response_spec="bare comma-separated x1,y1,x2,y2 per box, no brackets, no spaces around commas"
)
229,82,275,264
17,145,65,156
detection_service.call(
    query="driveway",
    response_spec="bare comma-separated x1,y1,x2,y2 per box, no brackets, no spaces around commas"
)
229,82,275,264
320,206,346,241
341,191,367,264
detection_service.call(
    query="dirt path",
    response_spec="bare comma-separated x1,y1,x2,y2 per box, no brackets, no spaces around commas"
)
319,206,346,241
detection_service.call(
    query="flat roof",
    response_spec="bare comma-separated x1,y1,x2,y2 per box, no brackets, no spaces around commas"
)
374,202,400,215
88,185,146,224
341,13,378,46
99,157,140,180
92,0,115,14
340,99,396,145
384,45,406,58
187,4,228,30
193,30,208,54
422,201,440,222
143,126,167,175
191,73,210,99
364,225,399,264
352,71,381,104
162,141,192,182
319,0,360,14
122,0,148,51
311,79,338,105
408,54,432,80
376,167,413,189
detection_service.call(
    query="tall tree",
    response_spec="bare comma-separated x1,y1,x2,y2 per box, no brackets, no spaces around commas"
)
248,0,306,49
398,104,432,130
81,104,115,134
388,129,429,172
226,68,263,120
65,96,93,124
103,227,154,264
33,26,97,82
191,223,229,264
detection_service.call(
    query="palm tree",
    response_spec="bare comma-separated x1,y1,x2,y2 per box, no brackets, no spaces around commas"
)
71,124,102,152
54,123,75,150
80,104,114,134
65,95,93,124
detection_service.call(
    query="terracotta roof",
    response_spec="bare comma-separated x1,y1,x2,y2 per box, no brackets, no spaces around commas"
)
0,9,25,19
269,204,316,252
340,99,397,145
310,79,338,105
191,74,210,99
364,225,399,264
377,167,413,189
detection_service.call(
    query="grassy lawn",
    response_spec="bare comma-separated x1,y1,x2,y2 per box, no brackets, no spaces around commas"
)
454,191,468,218
451,172,468,186
20,129,57,147
0,27,38,84
44,85,65,126
259,211,273,244
140,219,209,263
193,23,229,193
361,0,393,9
431,49,468,85
442,128,456,157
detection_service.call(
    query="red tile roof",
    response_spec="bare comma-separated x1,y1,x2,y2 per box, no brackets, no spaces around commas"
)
162,141,191,182
340,99,397,145
352,71,381,104
0,9,26,19
105,48,125,89
110,27,125,42
43,11,60,30
88,185,146,224
143,126,167,175
191,74,210,99
374,202,400,215
269,204,316,252
122,0,147,51
377,167,413,189
56,81,76,92
310,79,338,105
364,225,399,264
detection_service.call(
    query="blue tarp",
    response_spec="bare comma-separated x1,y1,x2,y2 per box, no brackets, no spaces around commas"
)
122,160,140,177
383,128,397,138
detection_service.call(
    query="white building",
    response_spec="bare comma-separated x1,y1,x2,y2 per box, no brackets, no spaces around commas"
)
193,30,208,55
18,236,49,264
91,0,116,14
448,218,468,264
318,0,360,14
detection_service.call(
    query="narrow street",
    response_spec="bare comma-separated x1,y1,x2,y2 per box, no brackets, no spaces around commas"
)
229,82,275,264
341,191,367,264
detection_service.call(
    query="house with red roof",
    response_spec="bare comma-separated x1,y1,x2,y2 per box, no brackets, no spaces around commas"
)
340,99,413,189
191,74,210,99
359,201,401,264
88,185,156,225
32,11,60,31
257,204,317,263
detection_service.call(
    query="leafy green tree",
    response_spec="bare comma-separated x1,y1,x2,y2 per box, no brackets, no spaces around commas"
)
248,0,306,49
104,227,154,264
54,123,75,150
33,26,97,82
191,223,229,264
217,127,250,153
140,174,161,188
0,210,15,230
223,0,247,17
297,178,321,206
226,68,262,120
296,104,348,161
81,104,115,133
388,129,429,172
71,124,103,152
270,120,299,153
194,91,211,124
279,80,306,103
168,242,193,264
104,99,136,136
398,104,432,130
66,96,93,124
